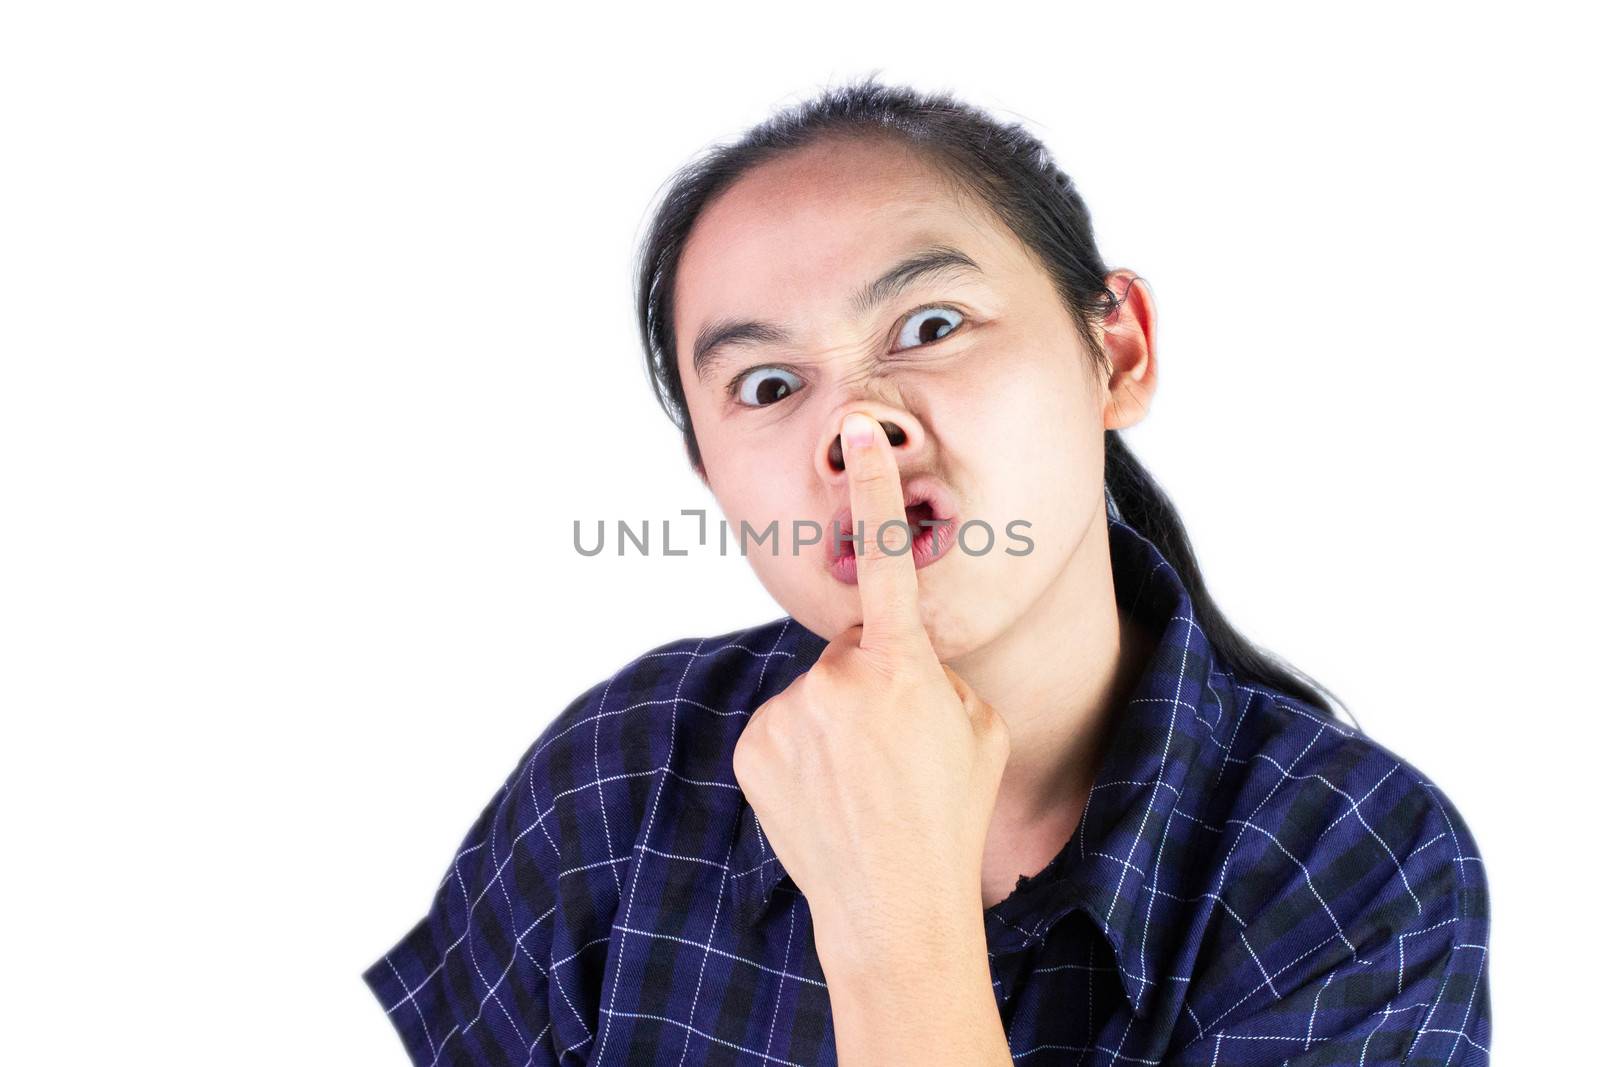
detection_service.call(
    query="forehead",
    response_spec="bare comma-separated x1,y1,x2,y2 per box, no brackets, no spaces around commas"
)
673,139,1012,356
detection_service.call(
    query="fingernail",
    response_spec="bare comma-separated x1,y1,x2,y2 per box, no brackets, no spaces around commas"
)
842,412,876,450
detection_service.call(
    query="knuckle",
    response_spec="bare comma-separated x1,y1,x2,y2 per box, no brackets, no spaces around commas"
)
941,663,967,694
812,633,861,674
731,734,757,783
877,632,924,664
806,654,844,687
865,645,916,684
820,650,868,687
983,704,1010,747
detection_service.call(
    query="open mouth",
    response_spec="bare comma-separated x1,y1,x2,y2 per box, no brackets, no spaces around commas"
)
826,478,960,584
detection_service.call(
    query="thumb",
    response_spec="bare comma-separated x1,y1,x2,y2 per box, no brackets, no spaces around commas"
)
942,663,989,723
941,663,975,705
943,663,1010,750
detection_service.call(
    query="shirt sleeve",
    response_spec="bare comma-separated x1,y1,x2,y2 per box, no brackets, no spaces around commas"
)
1166,774,1492,1065
361,714,590,1067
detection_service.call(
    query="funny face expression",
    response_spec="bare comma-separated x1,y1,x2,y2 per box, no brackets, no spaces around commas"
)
673,134,1148,661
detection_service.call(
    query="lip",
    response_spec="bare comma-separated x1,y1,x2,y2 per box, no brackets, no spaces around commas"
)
825,475,961,585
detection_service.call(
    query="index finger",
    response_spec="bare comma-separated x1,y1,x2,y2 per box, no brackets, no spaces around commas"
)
840,411,927,653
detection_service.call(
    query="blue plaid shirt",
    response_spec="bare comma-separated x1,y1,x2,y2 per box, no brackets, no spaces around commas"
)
363,515,1491,1065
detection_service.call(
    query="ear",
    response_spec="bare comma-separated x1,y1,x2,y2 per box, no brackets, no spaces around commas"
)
1098,268,1157,432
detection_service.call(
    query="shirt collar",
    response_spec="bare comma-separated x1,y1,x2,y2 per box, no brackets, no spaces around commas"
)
727,514,1232,1019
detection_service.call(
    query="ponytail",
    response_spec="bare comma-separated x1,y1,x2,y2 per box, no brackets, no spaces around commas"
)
1105,430,1355,728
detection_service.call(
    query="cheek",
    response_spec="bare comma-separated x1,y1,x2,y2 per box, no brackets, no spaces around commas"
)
965,345,1094,467
706,438,808,538
958,348,1102,537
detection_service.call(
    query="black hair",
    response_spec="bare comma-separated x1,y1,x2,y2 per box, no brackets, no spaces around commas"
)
633,72,1351,726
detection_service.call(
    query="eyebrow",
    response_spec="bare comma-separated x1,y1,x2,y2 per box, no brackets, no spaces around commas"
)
690,244,984,385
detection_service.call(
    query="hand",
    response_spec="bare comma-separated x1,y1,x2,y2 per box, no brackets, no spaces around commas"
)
730,410,1011,976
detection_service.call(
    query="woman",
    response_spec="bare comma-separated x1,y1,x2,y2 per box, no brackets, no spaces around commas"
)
363,76,1490,1066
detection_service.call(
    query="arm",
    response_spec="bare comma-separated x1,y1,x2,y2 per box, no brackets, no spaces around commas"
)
813,890,1013,1067
729,412,1018,1065
1165,780,1491,1066
363,687,610,1066
1167,916,1489,1066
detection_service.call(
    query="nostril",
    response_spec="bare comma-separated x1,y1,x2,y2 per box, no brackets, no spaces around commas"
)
828,420,908,472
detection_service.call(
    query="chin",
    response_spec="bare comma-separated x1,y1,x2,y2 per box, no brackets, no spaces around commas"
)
921,601,997,662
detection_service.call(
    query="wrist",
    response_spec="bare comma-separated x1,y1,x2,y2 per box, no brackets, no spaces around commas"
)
815,893,1007,1067
810,884,989,986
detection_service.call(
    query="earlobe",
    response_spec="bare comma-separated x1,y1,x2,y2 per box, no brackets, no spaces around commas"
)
1100,269,1158,431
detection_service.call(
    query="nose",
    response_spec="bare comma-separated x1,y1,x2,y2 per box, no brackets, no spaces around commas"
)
814,400,929,483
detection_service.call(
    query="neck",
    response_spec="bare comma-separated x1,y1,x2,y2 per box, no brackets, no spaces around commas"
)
945,509,1151,823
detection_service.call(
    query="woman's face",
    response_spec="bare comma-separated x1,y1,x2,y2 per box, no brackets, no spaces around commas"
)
673,136,1144,660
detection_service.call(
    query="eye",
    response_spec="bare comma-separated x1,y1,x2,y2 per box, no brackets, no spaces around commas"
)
894,305,965,350
731,366,805,408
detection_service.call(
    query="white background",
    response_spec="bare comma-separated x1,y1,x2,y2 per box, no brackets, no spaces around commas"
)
3,3,1592,1063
